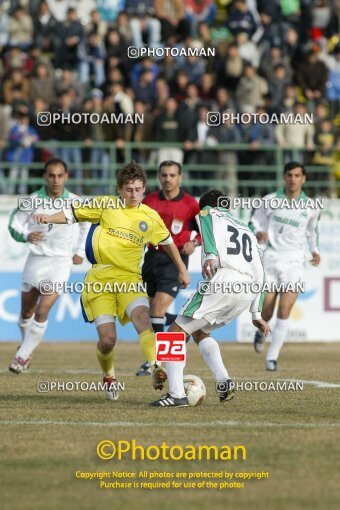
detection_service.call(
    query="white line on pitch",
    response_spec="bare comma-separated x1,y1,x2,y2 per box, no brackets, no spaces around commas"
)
0,419,339,429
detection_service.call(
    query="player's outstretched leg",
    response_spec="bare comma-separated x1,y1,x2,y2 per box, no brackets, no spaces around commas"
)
266,318,289,371
195,335,235,402
130,304,167,390
150,359,189,407
10,319,48,374
95,318,119,401
135,317,165,376
265,292,297,370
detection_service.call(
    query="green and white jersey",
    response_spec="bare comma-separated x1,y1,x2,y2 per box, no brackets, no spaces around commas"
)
8,187,90,258
249,189,320,260
196,206,265,319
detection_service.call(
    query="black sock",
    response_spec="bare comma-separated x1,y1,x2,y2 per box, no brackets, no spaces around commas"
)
151,316,165,333
165,313,177,326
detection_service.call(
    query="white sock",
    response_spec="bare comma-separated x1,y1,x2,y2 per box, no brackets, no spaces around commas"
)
18,315,34,342
16,319,48,360
167,361,186,398
199,336,229,381
266,318,289,361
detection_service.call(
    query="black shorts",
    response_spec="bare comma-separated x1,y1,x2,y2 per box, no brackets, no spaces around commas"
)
142,250,189,298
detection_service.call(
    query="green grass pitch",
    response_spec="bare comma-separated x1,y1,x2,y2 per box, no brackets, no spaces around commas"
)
1,341,339,510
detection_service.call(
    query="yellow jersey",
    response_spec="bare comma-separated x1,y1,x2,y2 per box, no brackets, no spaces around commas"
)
72,196,170,277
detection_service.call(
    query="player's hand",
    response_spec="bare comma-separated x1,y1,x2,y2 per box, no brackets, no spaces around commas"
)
256,231,268,243
178,269,190,288
252,319,271,336
32,214,50,224
202,259,217,279
72,254,83,265
310,251,321,266
181,241,195,255
27,231,44,244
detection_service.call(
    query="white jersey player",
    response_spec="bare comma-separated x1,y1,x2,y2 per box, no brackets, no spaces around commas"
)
150,189,270,408
249,161,321,370
8,158,90,373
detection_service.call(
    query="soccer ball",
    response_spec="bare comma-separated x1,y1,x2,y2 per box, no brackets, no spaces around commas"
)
183,374,206,406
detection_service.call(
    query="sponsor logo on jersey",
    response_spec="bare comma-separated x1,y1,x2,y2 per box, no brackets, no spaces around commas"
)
139,221,148,232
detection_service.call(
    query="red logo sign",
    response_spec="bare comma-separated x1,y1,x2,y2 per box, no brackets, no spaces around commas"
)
156,332,186,362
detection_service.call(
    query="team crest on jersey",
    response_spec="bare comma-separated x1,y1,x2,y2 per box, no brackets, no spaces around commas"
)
139,221,148,232
171,219,183,235
200,209,209,217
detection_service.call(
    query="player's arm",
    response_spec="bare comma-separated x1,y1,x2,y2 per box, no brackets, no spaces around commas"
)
8,207,43,244
248,199,269,243
162,241,190,288
196,207,219,278
306,209,321,266
181,199,202,255
149,209,190,288
33,197,106,225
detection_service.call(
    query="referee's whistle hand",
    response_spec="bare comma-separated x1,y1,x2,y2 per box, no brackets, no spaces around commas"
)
179,270,190,288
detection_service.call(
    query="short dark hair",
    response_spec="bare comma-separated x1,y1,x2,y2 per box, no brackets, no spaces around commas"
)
43,158,68,174
158,161,182,175
283,161,306,175
117,160,147,188
199,189,225,209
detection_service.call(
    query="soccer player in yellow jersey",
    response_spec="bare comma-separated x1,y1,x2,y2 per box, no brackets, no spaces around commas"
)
33,161,190,401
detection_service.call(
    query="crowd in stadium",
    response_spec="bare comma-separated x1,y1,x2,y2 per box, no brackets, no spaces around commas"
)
0,0,339,193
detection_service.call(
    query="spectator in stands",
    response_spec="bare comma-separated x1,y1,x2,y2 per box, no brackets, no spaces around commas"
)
7,105,39,194
86,9,108,41
206,112,242,196
8,6,34,50
236,63,268,113
2,68,30,106
236,31,260,68
55,68,84,100
178,53,205,85
54,90,84,192
325,44,340,118
56,7,84,69
313,118,335,166
29,62,55,104
78,31,106,88
153,77,170,114
96,0,125,23
171,71,190,103
276,102,315,162
133,69,157,104
130,100,155,162
82,89,109,193
0,5,9,51
185,0,217,37
33,0,59,54
199,72,215,101
296,49,328,109
155,0,190,42
0,105,10,192
224,43,243,92
259,45,293,83
226,0,258,41
155,97,184,164
210,87,235,114
268,64,292,114
125,0,161,48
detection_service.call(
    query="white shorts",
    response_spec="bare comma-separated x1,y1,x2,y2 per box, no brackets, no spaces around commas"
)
262,250,304,288
22,254,72,294
177,268,255,335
